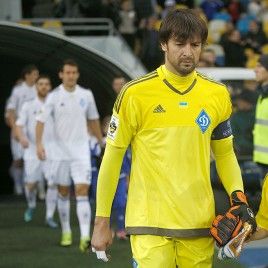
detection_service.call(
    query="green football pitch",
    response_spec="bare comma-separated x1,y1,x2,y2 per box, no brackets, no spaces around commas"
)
0,197,245,268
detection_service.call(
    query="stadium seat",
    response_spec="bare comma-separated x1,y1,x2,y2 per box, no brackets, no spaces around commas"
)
18,20,32,26
175,4,188,9
261,43,268,54
262,19,268,38
208,19,226,43
236,14,255,36
245,48,259,68
42,20,64,35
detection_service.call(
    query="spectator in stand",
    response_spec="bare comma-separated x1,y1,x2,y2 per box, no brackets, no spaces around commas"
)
243,20,267,53
161,0,177,19
231,90,256,157
133,0,154,23
119,0,137,50
133,0,154,56
227,0,242,23
102,0,121,29
247,0,262,18
236,12,256,37
199,48,218,67
219,21,235,47
106,75,127,115
140,16,163,71
222,29,247,67
243,79,259,97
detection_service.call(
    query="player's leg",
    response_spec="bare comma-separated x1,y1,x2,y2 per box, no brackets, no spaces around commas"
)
113,178,127,240
23,160,41,222
37,177,46,201
130,235,176,268
10,159,24,195
43,161,58,228
45,184,58,228
56,161,72,246
175,237,214,268
72,160,91,252
10,137,24,195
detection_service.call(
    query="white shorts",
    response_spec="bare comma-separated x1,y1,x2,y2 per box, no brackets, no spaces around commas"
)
24,160,56,185
52,160,91,186
11,137,23,160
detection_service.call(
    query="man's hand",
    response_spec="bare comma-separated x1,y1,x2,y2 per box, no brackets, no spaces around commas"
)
210,191,256,247
36,143,46,160
91,217,113,262
210,208,243,247
12,127,19,141
19,136,29,149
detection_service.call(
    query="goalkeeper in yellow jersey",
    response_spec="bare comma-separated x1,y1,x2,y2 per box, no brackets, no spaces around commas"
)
91,8,256,268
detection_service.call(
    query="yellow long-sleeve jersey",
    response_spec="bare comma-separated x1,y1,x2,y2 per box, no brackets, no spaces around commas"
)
96,65,243,238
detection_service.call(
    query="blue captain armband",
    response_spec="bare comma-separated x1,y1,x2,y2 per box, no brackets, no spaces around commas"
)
211,119,232,140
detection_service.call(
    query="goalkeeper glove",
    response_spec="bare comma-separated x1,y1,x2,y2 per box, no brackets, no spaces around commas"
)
210,207,243,247
210,191,256,247
229,190,256,233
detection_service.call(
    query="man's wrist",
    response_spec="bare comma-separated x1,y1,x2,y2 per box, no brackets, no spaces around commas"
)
230,190,248,206
94,216,110,226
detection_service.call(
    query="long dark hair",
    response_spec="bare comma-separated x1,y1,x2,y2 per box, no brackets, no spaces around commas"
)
159,9,208,45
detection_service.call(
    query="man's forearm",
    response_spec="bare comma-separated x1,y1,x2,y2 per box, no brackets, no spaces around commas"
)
16,125,26,141
7,109,16,129
36,121,44,145
88,119,103,143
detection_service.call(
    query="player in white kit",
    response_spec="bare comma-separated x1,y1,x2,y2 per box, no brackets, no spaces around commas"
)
36,59,103,252
16,75,58,228
6,65,39,195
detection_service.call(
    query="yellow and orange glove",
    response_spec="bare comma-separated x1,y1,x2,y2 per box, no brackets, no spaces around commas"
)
210,190,256,247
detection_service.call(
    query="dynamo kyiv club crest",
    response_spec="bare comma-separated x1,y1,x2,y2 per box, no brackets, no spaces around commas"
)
196,109,211,133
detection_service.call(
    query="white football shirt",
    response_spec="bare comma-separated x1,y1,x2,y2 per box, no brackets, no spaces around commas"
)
7,82,36,114
37,84,99,161
16,97,59,160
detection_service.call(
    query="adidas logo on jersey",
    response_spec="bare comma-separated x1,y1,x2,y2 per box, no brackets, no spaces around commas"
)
153,104,166,113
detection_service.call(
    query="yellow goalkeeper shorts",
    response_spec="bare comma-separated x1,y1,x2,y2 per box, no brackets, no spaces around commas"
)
130,235,214,268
